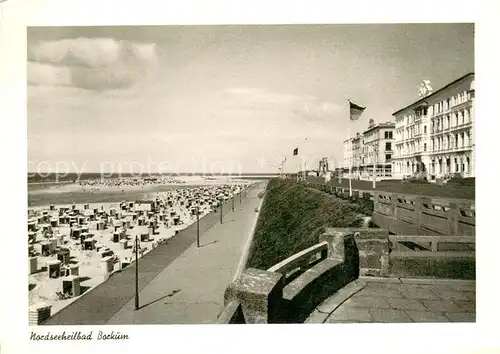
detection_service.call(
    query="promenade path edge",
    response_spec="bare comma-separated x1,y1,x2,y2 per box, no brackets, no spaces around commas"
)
106,182,266,324
43,182,266,325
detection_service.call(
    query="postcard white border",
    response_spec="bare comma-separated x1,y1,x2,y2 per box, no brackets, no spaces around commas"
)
1,0,499,353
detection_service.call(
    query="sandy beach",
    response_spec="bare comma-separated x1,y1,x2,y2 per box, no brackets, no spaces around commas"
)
28,181,251,321
28,176,251,207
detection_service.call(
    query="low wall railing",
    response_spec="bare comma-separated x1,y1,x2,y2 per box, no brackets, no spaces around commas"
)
218,226,476,324
267,241,328,287
295,180,475,237
218,228,388,324
389,235,475,253
388,234,475,280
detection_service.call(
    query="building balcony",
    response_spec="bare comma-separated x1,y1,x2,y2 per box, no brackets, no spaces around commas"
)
429,99,473,119
431,122,472,136
450,99,473,111
449,121,473,132
430,144,474,155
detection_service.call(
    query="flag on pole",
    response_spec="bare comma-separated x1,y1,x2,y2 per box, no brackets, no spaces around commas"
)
293,148,298,156
349,101,366,121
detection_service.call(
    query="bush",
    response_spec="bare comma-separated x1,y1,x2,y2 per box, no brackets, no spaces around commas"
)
447,177,475,187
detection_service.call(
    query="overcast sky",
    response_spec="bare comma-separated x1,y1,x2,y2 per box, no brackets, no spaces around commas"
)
27,24,474,174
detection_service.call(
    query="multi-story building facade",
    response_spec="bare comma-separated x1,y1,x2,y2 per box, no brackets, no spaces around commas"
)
359,122,395,181
392,73,475,180
342,137,353,178
342,134,362,179
342,123,395,180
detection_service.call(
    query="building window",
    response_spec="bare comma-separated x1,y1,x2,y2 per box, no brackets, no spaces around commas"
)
385,154,391,162
424,125,427,134
385,142,391,151
424,143,427,151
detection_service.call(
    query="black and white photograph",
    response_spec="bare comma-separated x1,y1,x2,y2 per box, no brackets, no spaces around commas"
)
24,23,476,326
2,2,500,353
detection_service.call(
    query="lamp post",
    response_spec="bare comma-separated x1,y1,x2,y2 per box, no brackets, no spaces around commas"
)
372,142,379,189
134,235,139,310
220,200,223,224
196,206,200,248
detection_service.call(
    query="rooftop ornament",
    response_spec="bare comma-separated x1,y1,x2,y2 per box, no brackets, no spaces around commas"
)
418,79,433,98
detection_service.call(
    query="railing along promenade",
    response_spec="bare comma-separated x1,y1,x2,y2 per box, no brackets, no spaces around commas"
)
217,227,475,324
298,180,475,237
217,180,475,324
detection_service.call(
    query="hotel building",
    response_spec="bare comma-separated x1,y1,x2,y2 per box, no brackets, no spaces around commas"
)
391,73,475,180
342,121,395,181
359,122,395,181
342,134,361,179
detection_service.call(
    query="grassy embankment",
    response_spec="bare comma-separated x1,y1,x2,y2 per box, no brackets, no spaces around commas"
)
305,176,475,200
247,178,370,270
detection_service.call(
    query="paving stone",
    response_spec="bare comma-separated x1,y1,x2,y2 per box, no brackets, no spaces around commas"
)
397,285,441,300
358,276,402,284
364,281,404,289
445,312,476,322
421,299,463,313
428,287,470,301
463,291,476,301
453,300,476,312
401,278,472,287
385,297,428,311
316,282,365,313
370,308,414,323
344,295,391,309
405,310,451,323
447,282,476,292
358,286,404,298
327,305,374,323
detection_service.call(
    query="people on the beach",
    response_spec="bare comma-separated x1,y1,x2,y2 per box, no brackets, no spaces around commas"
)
77,176,186,189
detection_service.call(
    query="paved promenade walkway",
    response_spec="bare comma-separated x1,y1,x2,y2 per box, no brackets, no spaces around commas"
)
106,182,266,324
307,277,475,323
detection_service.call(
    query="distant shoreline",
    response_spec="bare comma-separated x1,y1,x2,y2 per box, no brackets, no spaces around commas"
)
27,173,278,184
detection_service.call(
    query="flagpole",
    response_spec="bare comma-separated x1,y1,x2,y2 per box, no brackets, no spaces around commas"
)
348,99,353,197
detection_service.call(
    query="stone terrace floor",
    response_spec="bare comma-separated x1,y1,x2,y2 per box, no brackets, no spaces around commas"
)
306,277,476,323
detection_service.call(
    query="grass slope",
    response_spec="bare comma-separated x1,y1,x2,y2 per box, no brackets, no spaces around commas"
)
306,176,475,200
247,178,368,270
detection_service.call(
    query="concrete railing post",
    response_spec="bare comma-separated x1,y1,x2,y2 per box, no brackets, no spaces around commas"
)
414,198,423,230
447,202,460,235
354,229,390,277
224,268,283,324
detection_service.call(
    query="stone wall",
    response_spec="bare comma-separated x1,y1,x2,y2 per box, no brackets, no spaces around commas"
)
372,192,475,236
219,226,475,323
220,227,385,323
302,181,475,237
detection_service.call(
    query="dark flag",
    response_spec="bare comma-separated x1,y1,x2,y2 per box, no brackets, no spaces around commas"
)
293,148,298,156
349,101,366,121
